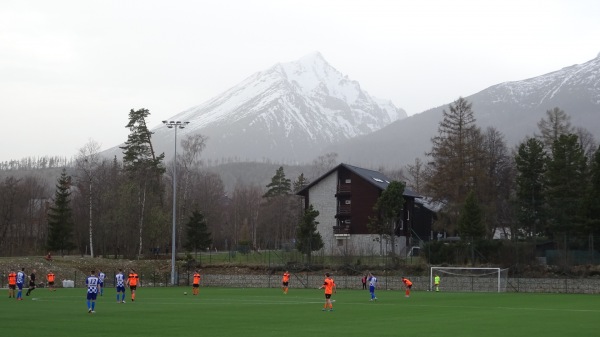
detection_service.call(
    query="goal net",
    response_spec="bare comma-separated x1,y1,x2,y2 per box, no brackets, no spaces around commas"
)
430,267,509,292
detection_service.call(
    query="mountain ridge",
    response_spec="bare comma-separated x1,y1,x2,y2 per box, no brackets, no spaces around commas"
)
328,53,600,167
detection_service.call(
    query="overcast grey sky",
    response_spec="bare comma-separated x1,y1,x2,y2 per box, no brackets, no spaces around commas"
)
1,0,598,162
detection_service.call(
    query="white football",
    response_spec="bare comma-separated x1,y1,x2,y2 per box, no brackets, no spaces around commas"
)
184,292,187,295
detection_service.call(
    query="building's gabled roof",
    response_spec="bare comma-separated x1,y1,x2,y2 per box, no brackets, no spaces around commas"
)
296,163,421,198
416,197,444,213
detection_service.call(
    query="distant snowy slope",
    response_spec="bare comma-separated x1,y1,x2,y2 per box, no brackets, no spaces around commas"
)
329,53,600,167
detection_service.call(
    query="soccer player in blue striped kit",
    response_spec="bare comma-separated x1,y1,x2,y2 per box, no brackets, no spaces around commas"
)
368,272,377,301
86,270,99,313
115,268,126,303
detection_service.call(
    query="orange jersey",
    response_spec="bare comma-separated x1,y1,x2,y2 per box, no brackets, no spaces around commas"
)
193,273,201,285
323,277,336,295
47,273,55,282
402,278,412,286
8,272,17,285
128,273,139,286
282,273,290,283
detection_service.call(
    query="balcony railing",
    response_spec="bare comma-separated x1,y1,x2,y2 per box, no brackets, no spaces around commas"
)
337,184,351,193
333,225,350,235
337,205,351,215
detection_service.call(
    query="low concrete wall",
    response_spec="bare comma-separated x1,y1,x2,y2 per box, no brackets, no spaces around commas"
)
194,274,600,294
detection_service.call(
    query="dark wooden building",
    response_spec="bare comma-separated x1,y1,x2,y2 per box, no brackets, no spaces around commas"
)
296,163,434,255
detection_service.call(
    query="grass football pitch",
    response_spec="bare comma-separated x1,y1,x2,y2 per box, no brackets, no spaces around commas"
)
2,287,597,337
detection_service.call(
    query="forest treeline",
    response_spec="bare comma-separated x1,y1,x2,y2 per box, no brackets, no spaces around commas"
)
1,100,599,261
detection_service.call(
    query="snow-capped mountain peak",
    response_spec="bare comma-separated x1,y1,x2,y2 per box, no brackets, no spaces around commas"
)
152,52,407,163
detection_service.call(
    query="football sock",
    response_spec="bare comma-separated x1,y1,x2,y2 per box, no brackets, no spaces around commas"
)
91,302,95,310
87,300,91,309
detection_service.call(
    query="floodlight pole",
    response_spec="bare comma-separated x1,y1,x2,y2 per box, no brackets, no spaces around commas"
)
162,120,189,286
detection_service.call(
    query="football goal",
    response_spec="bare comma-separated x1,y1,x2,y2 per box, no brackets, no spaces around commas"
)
430,267,509,292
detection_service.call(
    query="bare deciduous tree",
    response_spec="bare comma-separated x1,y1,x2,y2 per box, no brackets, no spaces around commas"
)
75,139,101,257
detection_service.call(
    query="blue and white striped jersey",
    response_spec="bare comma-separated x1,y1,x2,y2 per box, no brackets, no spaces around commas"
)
17,271,25,284
115,273,125,287
86,275,99,294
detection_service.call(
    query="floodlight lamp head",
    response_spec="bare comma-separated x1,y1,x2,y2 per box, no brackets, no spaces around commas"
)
162,120,168,124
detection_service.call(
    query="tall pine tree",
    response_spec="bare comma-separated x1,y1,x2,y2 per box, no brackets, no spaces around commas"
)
47,169,76,255
184,211,212,257
368,181,405,256
514,137,548,238
295,204,323,263
457,190,486,240
425,97,484,234
581,147,600,235
263,166,291,198
120,108,166,258
262,166,296,248
545,134,587,236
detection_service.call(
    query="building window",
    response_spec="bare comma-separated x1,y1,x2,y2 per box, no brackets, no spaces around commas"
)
337,239,344,247
345,179,351,184
344,200,351,205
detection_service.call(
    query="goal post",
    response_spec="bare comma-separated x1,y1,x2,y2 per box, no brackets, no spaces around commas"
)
430,267,509,293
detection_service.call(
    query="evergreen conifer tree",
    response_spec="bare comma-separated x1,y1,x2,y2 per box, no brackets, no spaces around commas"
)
581,147,600,235
368,181,405,256
425,97,484,234
263,166,291,198
514,137,548,238
546,134,587,236
457,190,486,239
120,108,166,257
47,169,76,255
295,204,323,263
184,211,212,257
292,173,309,193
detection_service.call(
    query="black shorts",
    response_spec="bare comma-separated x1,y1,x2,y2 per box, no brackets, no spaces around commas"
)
9,285,16,290
48,281,54,286
407,285,412,289
130,285,137,291
325,294,332,299
29,282,36,288
282,282,289,287
193,284,199,288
